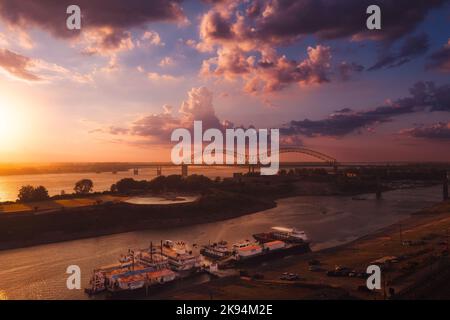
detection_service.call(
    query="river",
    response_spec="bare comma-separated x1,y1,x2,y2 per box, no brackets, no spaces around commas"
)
0,185,442,300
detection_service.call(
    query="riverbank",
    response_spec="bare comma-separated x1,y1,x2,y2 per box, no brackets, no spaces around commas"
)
160,200,450,300
0,185,442,300
0,190,275,251
0,177,442,252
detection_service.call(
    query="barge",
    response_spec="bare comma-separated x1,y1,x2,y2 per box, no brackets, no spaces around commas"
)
200,241,231,260
231,239,310,265
253,226,308,244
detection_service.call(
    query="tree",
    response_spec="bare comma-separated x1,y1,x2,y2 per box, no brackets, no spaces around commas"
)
110,184,118,193
115,178,141,193
185,174,213,190
17,185,50,202
17,185,35,202
148,176,166,192
74,179,94,194
165,175,183,190
33,186,50,201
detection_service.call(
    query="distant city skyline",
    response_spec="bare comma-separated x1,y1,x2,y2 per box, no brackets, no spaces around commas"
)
0,0,449,163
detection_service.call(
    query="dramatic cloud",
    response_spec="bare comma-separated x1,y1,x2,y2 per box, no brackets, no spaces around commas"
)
128,112,183,143
369,33,430,70
195,0,447,93
400,122,450,140
199,10,234,44
0,48,40,80
426,39,450,72
179,86,222,128
202,44,335,93
281,81,450,138
81,28,135,55
251,45,333,92
101,87,223,144
251,0,445,43
0,47,94,83
337,61,364,81
198,0,446,50
137,31,165,48
0,0,184,53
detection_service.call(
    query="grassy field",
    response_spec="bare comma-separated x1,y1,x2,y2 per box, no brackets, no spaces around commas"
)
0,195,129,214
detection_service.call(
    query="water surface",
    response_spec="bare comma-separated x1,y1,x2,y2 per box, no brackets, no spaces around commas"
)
0,166,247,202
0,185,441,300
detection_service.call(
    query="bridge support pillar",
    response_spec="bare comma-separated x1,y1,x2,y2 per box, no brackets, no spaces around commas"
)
156,166,162,176
181,164,188,177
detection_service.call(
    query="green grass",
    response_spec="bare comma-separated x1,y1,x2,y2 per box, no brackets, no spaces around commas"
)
0,195,129,214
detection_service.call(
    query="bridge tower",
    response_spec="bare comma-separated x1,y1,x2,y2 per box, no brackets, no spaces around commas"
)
181,164,188,177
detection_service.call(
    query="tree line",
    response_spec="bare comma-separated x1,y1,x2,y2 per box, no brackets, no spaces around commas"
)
110,174,214,194
15,175,215,202
17,179,94,203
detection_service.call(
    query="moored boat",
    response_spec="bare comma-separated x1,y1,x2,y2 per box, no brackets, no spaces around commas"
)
253,226,308,244
232,241,311,265
200,241,231,260
160,240,202,273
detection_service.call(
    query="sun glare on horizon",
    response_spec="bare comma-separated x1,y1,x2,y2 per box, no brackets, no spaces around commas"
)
0,96,27,151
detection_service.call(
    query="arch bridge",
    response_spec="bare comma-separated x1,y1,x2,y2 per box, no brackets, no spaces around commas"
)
161,146,338,177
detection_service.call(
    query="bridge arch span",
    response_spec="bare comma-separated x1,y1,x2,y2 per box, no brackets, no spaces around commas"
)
187,146,337,165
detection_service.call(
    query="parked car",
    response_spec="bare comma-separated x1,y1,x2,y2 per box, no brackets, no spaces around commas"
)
308,265,322,272
280,273,300,281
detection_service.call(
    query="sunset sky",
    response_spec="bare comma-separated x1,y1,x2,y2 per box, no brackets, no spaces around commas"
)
0,0,449,163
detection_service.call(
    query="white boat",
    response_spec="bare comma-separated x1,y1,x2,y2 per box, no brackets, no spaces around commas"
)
161,240,202,272
114,268,177,291
136,251,169,269
200,241,231,259
86,261,133,294
270,227,308,242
